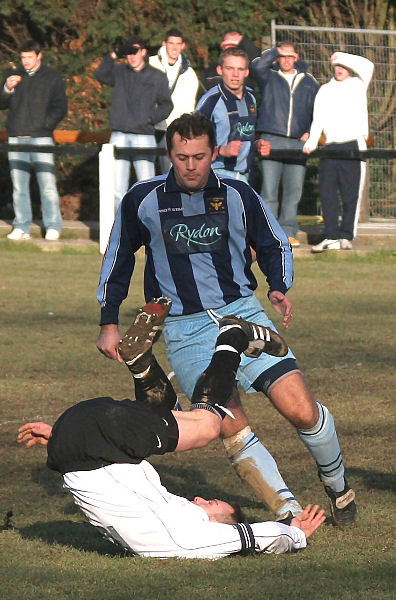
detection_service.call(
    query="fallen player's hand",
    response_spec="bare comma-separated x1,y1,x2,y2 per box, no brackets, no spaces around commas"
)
291,504,326,538
17,422,53,447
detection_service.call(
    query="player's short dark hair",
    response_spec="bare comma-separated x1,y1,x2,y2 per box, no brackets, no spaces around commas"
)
165,28,184,41
166,112,216,153
19,39,42,54
229,502,247,524
219,47,249,67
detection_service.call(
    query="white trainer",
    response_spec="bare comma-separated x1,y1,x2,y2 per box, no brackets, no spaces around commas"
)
311,238,341,253
340,239,353,250
45,229,60,241
7,228,31,240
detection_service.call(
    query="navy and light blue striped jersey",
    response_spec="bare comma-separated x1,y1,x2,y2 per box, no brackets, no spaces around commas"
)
196,82,257,174
98,169,293,323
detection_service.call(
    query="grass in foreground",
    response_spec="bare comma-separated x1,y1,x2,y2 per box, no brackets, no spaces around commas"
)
0,250,395,600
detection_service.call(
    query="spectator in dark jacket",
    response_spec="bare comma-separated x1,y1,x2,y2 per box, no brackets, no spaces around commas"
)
202,32,260,93
94,35,173,208
251,43,319,247
0,39,67,241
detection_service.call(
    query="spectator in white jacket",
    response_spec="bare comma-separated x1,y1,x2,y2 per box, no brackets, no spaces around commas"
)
149,29,199,173
303,52,374,252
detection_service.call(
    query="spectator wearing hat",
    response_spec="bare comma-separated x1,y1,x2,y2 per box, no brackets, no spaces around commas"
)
94,35,173,208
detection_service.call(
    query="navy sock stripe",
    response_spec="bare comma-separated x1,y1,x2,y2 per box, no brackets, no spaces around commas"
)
317,452,342,469
233,523,256,555
319,457,343,476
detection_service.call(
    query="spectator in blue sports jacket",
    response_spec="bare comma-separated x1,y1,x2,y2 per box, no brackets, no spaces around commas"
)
94,35,173,209
251,43,319,247
197,48,270,183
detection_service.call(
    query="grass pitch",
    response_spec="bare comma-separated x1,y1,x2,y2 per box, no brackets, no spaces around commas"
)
0,244,395,599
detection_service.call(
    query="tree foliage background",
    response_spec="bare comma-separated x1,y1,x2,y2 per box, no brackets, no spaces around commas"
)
0,0,393,219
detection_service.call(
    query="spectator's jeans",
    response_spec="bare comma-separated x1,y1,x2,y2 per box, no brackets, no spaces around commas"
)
110,132,156,209
8,136,62,233
260,134,306,238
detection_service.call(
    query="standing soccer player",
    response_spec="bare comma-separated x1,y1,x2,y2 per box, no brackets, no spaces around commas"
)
97,113,357,527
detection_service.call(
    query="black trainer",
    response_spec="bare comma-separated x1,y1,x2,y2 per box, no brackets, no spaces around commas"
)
219,315,288,358
324,479,357,527
118,297,172,369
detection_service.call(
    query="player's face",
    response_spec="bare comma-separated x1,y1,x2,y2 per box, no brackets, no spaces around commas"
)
334,65,351,81
164,36,185,64
278,46,298,74
126,47,147,71
168,133,217,193
193,496,235,522
217,55,249,97
21,51,42,72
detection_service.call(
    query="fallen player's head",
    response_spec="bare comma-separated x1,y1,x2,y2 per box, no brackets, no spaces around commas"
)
193,496,246,524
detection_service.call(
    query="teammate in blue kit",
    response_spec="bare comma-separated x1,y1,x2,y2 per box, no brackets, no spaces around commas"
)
96,113,357,527
197,47,270,183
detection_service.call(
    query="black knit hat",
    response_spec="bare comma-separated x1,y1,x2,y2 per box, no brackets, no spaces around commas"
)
120,35,146,55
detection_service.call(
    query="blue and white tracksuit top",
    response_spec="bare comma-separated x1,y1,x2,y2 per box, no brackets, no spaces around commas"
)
98,169,293,323
196,82,257,174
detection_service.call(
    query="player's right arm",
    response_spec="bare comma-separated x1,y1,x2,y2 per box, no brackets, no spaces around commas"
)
97,186,146,360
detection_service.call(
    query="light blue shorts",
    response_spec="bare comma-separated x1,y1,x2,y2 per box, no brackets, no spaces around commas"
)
163,295,297,400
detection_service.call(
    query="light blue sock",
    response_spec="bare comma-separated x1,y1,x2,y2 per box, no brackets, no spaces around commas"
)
223,427,302,517
298,402,345,493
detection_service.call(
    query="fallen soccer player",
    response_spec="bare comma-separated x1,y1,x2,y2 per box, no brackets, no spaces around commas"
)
18,298,325,559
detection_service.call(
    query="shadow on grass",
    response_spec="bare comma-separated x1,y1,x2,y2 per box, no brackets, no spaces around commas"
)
349,467,395,493
19,520,128,556
30,460,263,511
153,463,263,511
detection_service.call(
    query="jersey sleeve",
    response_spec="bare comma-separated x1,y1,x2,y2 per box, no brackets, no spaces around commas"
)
97,189,142,324
136,518,306,559
242,183,293,294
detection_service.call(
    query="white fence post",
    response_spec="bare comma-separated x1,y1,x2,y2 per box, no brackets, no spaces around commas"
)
99,143,116,254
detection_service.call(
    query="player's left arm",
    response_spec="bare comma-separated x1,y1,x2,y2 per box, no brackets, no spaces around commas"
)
244,186,294,327
17,422,53,447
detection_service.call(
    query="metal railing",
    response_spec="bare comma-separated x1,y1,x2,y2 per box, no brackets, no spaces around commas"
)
271,21,396,219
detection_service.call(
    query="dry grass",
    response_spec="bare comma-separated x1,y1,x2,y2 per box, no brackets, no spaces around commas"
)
0,245,395,599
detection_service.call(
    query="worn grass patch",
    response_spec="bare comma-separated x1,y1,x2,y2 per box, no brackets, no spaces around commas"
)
1,250,395,599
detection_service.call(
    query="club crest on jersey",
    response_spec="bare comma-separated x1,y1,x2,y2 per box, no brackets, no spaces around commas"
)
208,197,225,213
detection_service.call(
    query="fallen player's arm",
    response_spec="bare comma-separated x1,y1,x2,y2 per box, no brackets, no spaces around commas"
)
17,422,53,447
